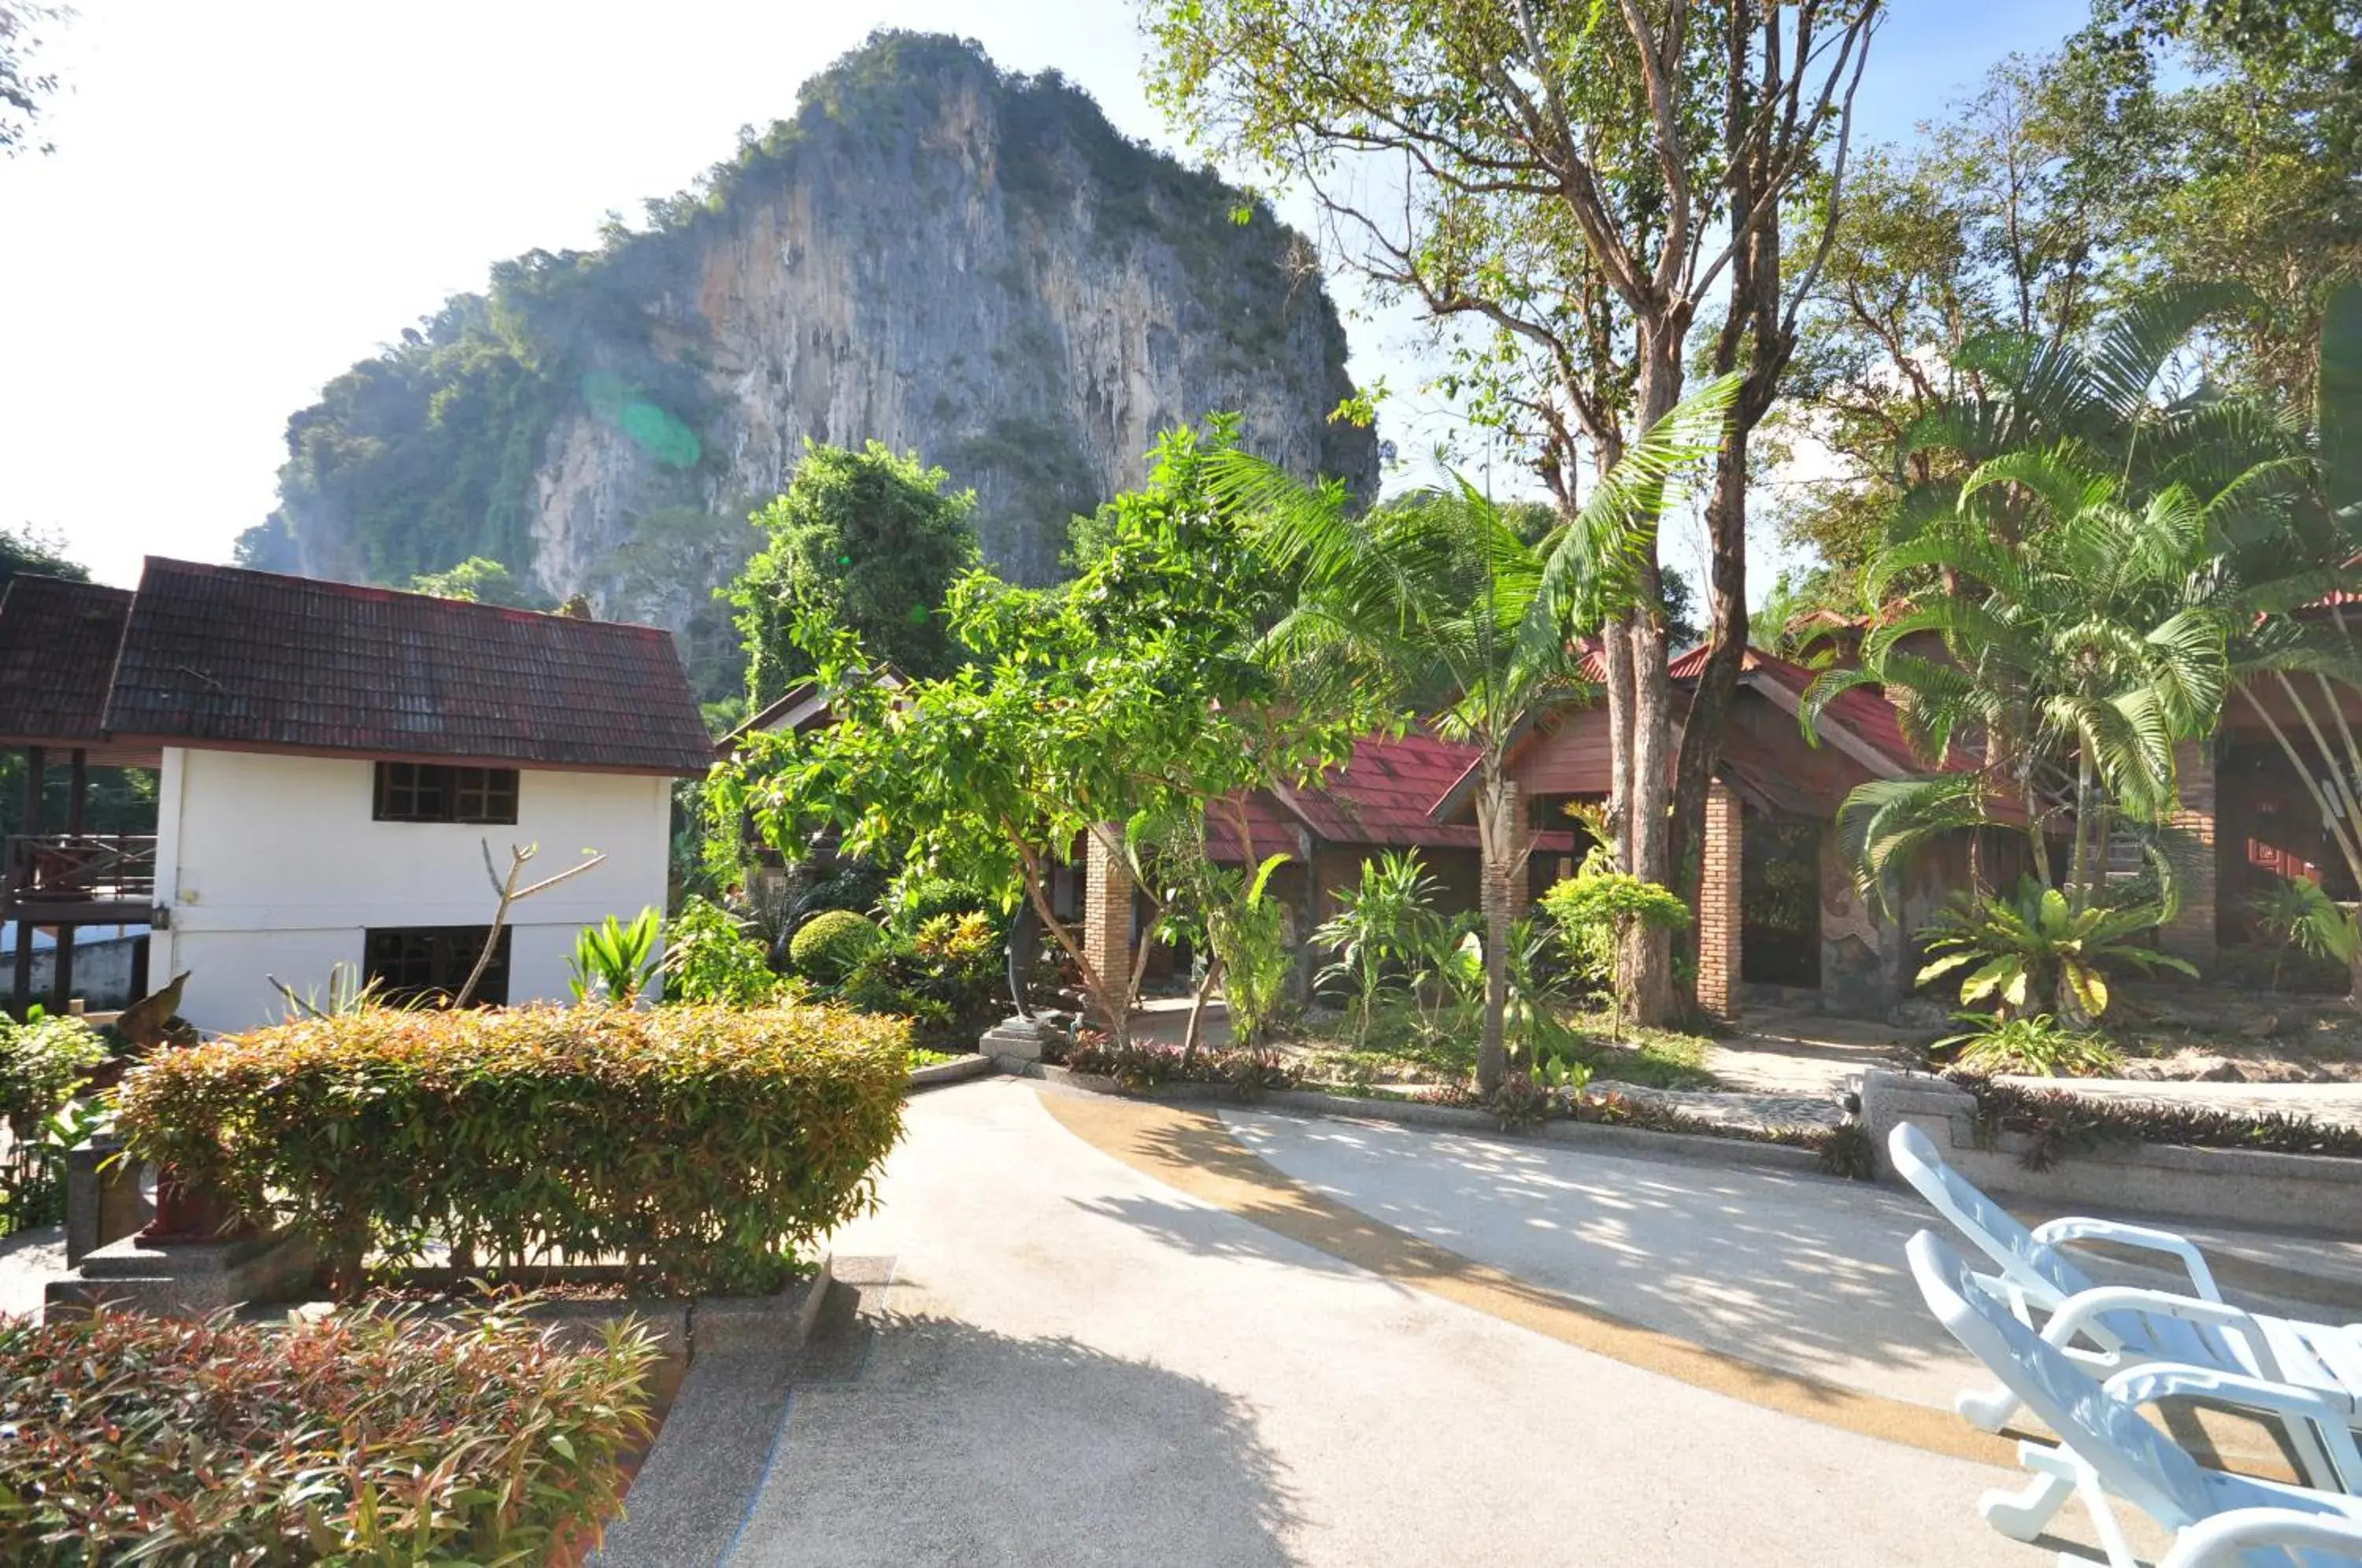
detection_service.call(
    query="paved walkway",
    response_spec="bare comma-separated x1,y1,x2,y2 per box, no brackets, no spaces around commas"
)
602,1077,2214,1566
1708,1004,1917,1095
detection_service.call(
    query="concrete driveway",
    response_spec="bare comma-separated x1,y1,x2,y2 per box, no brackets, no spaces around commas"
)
601,1076,2186,1567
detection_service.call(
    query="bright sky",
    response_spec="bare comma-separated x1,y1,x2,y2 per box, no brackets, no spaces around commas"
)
0,0,2085,594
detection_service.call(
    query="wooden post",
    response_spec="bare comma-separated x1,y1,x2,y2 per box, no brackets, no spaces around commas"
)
50,922,73,1015
9,745,37,1018
20,745,40,837
67,747,86,835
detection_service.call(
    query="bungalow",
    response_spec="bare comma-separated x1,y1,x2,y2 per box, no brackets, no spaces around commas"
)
1429,643,1990,1021
1,559,714,1032
1080,728,1576,996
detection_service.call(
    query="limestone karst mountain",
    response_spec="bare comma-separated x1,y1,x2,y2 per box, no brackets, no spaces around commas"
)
239,31,1374,697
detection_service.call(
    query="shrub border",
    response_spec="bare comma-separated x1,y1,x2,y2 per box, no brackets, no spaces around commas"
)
1009,1060,1831,1176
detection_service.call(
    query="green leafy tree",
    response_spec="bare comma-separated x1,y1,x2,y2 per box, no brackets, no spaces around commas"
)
1203,853,1296,1051
0,523,86,588
1205,376,1738,1093
408,557,550,608
662,895,788,1008
1146,0,1880,1027
716,422,1361,1047
1779,45,2176,583
730,442,980,705
1538,867,1692,1045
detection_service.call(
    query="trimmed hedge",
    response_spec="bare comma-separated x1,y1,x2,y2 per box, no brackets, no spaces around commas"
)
0,1303,657,1564
790,909,882,982
114,1004,909,1296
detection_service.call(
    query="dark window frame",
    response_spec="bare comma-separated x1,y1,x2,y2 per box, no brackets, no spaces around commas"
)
364,925,510,1008
372,761,520,824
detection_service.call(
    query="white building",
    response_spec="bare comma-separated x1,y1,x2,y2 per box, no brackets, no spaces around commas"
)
2,559,714,1034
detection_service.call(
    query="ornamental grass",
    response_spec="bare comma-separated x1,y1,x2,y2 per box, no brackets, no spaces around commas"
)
113,1004,910,1297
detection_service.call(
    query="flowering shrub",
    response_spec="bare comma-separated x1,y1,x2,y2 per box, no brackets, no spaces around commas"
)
113,1004,909,1296
0,1303,657,1564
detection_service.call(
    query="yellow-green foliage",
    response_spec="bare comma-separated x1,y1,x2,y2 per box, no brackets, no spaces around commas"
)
790,909,883,982
114,1004,909,1296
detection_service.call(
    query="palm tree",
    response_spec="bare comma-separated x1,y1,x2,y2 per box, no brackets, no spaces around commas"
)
1811,444,2234,912
1204,377,1739,1095
1809,283,2362,1011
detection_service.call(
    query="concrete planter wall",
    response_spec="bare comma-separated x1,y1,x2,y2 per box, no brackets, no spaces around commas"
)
1859,1067,2362,1230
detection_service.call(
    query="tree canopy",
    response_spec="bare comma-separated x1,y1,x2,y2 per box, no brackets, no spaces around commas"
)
407,557,550,608
729,442,980,705
0,523,87,589
715,421,1364,1045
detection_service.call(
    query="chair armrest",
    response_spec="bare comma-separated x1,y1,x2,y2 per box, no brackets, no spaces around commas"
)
2041,1285,2271,1376
2106,1366,2362,1494
2033,1216,2223,1301
2160,1507,2362,1568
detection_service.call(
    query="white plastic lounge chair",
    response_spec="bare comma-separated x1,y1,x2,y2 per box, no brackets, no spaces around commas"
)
1888,1121,2362,1485
1908,1229,2362,1567
2162,1510,2362,1568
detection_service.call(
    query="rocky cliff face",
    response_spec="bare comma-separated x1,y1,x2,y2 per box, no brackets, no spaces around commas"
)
242,34,1373,693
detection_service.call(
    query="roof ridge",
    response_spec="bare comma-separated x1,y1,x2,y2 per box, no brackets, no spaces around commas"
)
139,557,675,640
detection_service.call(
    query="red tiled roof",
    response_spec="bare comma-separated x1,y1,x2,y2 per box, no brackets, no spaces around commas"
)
1205,790,1309,862
101,559,715,775
0,575,131,745
1210,729,1576,860
1664,642,1920,772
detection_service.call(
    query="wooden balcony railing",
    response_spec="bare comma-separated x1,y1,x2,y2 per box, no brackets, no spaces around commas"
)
2,834,158,911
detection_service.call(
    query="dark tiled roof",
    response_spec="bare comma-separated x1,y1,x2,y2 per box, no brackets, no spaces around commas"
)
102,559,714,775
0,576,132,745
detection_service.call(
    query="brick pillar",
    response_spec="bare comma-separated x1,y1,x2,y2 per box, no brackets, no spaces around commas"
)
1696,779,1742,1019
1081,828,1135,1023
2160,737,2217,971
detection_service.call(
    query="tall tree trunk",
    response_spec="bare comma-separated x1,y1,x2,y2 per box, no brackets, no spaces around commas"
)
1668,107,1778,1011
1475,764,1516,1096
1620,329,1685,1026
1625,612,1678,1024
1668,420,1753,1011
1603,617,1636,874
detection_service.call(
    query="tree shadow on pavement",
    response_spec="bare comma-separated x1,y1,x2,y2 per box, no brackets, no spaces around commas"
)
727,1311,1304,1566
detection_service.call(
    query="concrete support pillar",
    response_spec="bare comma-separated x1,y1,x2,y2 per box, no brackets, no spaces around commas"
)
1081,829,1135,1021
1696,779,1743,1019
2160,737,2218,971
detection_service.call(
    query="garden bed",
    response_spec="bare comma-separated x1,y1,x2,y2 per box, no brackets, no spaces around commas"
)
0,1299,664,1564
1020,1059,1847,1175
1860,1067,2362,1231
1905,981,2362,1085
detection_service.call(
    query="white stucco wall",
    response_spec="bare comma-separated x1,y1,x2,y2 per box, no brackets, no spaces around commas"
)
154,748,673,1034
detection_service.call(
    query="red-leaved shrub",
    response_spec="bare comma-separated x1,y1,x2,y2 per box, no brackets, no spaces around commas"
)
0,1303,658,1564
